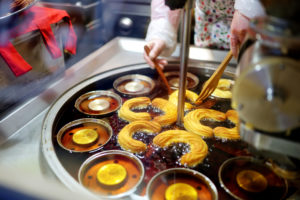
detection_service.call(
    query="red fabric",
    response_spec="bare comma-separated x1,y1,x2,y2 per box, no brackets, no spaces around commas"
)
0,6,77,77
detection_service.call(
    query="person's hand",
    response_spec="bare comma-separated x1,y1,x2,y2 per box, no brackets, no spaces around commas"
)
230,10,250,58
143,39,168,70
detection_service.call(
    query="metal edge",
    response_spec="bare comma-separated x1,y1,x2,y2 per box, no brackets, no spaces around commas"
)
0,0,38,20
0,37,129,144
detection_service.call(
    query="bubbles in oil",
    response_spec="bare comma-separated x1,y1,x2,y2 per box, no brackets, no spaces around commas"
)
132,131,156,145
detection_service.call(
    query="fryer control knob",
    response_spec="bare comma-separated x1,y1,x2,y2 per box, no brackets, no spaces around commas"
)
75,1,82,6
119,17,133,32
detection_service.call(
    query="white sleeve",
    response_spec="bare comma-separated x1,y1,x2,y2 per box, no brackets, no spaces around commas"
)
234,0,266,19
146,18,178,56
145,0,181,57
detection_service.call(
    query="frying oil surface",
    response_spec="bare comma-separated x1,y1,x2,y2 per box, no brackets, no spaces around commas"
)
219,157,287,200
60,122,110,152
152,178,212,200
52,70,274,200
81,155,142,196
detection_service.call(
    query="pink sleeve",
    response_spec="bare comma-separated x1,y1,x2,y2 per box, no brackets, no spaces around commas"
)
146,0,181,56
151,0,181,29
235,0,266,18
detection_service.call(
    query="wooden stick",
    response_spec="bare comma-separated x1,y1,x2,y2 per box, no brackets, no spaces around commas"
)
144,45,172,95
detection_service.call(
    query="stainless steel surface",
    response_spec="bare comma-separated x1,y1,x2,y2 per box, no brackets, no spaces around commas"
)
177,0,194,126
39,1,103,68
0,37,235,195
240,123,300,160
0,22,65,118
0,0,38,24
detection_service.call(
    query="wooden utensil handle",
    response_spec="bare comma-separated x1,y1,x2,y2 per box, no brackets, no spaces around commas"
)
144,45,172,95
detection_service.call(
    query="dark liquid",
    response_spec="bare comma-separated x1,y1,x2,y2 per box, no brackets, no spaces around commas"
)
167,75,197,89
60,122,110,152
51,68,264,200
81,155,142,196
79,96,119,115
220,158,287,200
131,106,163,119
149,173,213,200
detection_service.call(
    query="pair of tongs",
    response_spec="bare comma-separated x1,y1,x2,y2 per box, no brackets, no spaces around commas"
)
195,50,233,104
144,45,172,95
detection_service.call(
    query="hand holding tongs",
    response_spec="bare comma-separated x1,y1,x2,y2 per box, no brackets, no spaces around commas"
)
144,45,172,95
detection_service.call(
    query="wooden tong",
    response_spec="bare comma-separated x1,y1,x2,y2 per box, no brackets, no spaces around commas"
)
195,50,233,104
144,45,172,95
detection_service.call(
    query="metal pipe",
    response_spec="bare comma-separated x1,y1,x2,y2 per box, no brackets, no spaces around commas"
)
176,0,193,126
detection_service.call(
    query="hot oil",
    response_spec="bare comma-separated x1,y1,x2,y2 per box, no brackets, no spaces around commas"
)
81,155,142,196
200,119,235,129
131,106,163,119
60,122,110,152
167,75,197,89
220,158,288,200
52,68,256,200
110,96,249,198
79,96,119,115
150,173,213,200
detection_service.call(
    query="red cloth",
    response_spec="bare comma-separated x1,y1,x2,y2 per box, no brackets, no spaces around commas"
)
0,6,77,77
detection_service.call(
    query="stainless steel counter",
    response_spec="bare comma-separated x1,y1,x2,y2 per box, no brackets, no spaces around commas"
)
0,37,236,197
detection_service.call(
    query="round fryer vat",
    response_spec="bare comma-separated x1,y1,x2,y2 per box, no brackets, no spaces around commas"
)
41,62,236,198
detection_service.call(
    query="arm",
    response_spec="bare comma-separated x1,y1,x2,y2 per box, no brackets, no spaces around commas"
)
230,0,266,58
144,0,181,69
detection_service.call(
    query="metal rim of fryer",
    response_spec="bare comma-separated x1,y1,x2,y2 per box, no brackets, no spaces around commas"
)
0,0,38,20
